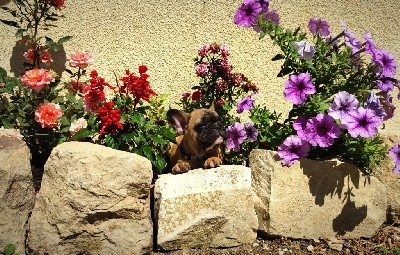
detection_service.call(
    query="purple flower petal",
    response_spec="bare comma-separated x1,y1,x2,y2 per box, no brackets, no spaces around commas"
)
226,122,247,152
284,73,316,105
343,107,383,138
277,135,310,166
308,18,330,37
233,0,262,28
305,114,341,148
328,91,359,126
294,41,316,61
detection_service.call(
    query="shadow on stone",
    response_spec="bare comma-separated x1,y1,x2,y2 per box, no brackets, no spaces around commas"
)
301,158,360,206
10,41,67,77
332,198,368,236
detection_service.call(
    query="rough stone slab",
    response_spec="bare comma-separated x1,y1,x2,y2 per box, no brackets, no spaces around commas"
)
27,142,153,255
155,165,257,251
0,133,35,254
375,135,400,224
250,149,387,239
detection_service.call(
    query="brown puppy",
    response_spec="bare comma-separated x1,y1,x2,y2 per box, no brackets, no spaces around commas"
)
166,106,225,174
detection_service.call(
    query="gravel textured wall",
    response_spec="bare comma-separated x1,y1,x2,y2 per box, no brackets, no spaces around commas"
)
0,0,399,135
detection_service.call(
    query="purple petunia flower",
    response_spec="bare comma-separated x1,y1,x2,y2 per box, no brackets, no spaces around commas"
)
233,0,262,28
364,91,386,119
293,116,307,140
328,91,359,125
284,73,316,105
277,135,310,166
236,95,255,113
376,78,394,92
294,41,316,61
253,9,280,32
308,18,330,37
381,93,396,121
258,0,270,11
341,20,362,54
226,122,247,152
342,107,383,138
374,49,398,78
305,114,341,148
389,142,400,174
244,122,258,141
362,32,379,59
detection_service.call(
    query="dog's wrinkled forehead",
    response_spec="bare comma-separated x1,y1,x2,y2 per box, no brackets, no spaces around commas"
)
190,109,221,127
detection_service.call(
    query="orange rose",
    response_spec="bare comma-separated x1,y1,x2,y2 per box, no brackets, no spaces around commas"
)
34,103,63,128
20,68,53,92
68,51,94,69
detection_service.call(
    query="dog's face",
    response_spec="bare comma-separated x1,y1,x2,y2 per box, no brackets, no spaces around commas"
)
167,107,225,156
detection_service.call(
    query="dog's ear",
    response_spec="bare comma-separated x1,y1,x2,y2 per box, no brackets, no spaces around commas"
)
167,109,190,135
209,102,215,111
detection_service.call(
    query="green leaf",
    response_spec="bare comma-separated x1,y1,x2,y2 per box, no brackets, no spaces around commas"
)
4,244,15,255
15,28,25,38
259,31,266,40
271,54,285,61
59,116,70,126
0,67,7,80
65,93,76,104
57,35,72,44
70,128,95,140
141,145,153,160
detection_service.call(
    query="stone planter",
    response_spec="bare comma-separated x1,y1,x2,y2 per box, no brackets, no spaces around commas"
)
249,149,387,239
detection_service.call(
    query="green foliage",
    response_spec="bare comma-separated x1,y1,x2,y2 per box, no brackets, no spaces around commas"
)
0,244,20,255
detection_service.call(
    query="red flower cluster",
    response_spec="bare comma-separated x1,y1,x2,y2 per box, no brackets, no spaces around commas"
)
97,102,123,137
82,70,115,113
120,65,157,106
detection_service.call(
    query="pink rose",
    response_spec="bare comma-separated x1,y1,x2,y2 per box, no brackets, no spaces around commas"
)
68,51,94,69
181,92,190,98
23,49,53,66
35,103,63,128
20,68,53,92
192,90,202,101
69,117,87,135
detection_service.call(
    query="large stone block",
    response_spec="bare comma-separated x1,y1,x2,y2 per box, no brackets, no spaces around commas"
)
0,133,35,254
250,149,387,239
27,142,153,255
155,165,257,251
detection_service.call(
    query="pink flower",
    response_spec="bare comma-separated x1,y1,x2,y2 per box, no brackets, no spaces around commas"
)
195,63,209,77
181,92,191,98
68,51,94,69
69,117,87,135
34,103,63,128
217,99,225,106
23,49,53,66
20,68,53,92
198,44,210,58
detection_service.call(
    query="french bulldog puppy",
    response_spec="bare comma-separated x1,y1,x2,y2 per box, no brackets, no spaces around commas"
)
166,106,225,174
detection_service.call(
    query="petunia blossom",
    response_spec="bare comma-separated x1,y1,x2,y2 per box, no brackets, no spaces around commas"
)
244,122,258,141
375,78,394,92
226,122,247,152
253,9,280,32
20,68,53,92
305,114,341,148
293,116,307,140
389,142,400,174
236,95,255,113
342,107,383,138
294,41,315,61
68,51,94,69
284,73,316,105
233,0,262,28
328,91,359,125
277,135,310,166
362,32,379,59
380,93,396,121
308,18,330,37
34,103,63,128
341,20,362,54
364,91,386,119
373,49,397,78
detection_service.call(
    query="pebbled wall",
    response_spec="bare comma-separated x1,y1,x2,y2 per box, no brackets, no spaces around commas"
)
0,0,399,135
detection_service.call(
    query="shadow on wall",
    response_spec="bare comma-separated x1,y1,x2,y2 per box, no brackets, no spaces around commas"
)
10,42,67,77
0,0,11,6
300,159,368,236
300,158,360,206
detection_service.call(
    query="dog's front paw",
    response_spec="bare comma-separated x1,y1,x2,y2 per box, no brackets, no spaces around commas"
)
172,162,191,174
204,157,222,169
